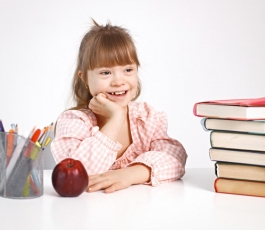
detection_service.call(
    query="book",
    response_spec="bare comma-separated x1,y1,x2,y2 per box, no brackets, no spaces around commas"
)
215,162,265,182
202,118,265,134
210,131,265,152
209,148,265,166
214,178,265,197
193,97,265,120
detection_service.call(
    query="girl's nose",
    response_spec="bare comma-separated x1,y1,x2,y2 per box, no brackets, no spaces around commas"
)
111,73,124,86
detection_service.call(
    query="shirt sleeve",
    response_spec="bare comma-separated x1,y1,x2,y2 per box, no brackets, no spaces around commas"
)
50,110,122,175
127,111,187,186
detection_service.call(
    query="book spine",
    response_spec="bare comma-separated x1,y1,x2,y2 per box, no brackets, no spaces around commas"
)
214,162,218,177
200,118,209,131
208,148,211,161
210,131,214,147
193,103,199,116
214,178,219,192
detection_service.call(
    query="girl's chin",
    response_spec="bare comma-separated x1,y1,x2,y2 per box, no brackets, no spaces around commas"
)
115,102,129,107
109,100,129,107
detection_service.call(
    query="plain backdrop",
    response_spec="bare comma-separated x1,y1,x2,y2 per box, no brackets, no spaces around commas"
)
1,0,265,169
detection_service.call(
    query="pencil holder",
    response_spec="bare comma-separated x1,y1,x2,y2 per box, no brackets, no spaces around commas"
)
0,132,44,199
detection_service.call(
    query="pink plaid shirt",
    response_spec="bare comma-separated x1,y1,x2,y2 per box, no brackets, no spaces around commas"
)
51,102,187,186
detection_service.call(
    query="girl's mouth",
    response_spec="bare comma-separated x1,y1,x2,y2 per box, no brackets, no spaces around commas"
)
108,91,128,96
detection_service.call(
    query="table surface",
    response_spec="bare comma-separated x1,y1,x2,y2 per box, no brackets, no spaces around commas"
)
1,168,265,230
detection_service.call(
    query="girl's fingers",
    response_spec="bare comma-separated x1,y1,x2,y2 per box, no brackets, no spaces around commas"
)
98,93,107,98
86,179,110,192
86,171,130,193
88,174,104,185
88,97,101,112
104,184,118,193
88,94,108,110
87,174,108,192
96,93,108,104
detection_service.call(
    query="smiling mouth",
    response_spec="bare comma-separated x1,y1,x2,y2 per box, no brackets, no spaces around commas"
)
108,91,128,96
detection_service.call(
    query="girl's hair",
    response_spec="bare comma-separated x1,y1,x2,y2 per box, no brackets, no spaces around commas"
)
71,19,141,110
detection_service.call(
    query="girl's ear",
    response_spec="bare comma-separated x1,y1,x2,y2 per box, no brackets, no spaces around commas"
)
78,70,82,78
78,70,88,89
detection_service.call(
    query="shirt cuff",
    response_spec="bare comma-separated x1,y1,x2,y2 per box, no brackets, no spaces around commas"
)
126,155,159,186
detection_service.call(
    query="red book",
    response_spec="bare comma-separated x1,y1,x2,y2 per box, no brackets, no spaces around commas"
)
193,97,265,120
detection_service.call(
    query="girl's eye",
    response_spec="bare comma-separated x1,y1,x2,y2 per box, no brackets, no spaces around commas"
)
100,71,111,75
125,68,133,73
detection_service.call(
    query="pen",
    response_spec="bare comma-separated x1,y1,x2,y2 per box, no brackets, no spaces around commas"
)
29,175,39,195
11,124,16,131
41,122,53,149
37,126,48,145
15,124,18,134
44,137,51,148
31,168,41,194
13,124,18,150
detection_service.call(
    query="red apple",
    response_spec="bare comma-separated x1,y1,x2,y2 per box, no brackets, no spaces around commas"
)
51,158,89,197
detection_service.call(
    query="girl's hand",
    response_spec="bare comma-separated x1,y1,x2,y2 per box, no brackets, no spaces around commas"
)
86,165,151,193
86,169,133,193
88,93,127,141
88,93,125,119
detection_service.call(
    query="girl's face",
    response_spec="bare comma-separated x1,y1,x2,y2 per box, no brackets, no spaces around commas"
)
87,64,138,108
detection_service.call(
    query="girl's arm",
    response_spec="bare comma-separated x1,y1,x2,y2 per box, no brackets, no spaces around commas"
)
50,109,122,175
127,108,188,186
86,106,187,193
87,164,151,193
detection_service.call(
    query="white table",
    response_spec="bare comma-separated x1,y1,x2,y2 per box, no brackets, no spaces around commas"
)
1,168,265,230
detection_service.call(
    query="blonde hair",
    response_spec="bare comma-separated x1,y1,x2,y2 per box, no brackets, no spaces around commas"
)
71,19,141,110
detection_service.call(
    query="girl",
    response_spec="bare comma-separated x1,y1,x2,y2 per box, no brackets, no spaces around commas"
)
51,19,187,193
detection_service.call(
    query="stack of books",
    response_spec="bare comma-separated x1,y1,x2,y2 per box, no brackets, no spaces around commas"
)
194,97,265,197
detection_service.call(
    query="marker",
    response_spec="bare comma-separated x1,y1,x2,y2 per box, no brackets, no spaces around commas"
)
0,120,5,132
30,129,41,143
23,129,41,158
6,130,15,167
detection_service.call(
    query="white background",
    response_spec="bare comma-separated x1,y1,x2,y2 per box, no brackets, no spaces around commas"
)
1,0,265,168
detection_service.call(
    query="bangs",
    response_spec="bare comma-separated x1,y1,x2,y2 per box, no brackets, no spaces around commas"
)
86,32,140,70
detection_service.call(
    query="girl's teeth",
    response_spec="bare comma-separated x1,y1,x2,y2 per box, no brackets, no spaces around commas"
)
111,91,126,95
